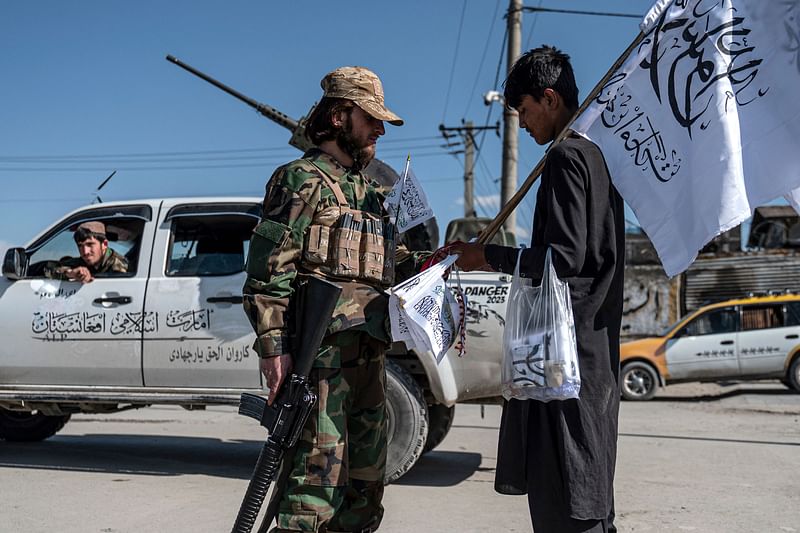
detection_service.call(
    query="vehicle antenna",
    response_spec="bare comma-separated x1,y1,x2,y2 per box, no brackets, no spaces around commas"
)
92,170,117,204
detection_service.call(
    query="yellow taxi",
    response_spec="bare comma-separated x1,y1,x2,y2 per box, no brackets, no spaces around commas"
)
620,294,800,400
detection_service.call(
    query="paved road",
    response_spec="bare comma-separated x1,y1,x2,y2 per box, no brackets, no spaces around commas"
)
1,381,798,532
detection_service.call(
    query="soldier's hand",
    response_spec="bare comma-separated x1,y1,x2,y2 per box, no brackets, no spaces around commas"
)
260,354,293,406
67,266,94,284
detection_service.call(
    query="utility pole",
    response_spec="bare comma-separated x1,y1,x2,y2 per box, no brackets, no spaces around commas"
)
463,121,475,217
501,0,522,234
440,122,500,218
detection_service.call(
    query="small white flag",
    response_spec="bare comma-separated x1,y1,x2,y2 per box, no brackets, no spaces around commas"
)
571,0,800,276
388,255,462,363
383,157,434,233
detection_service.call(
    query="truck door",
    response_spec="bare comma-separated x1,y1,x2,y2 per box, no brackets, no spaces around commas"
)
0,205,154,385
142,202,260,388
738,303,796,376
665,306,740,380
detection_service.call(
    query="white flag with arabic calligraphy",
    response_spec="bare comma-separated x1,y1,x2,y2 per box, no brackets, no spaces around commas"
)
572,0,800,276
383,158,435,233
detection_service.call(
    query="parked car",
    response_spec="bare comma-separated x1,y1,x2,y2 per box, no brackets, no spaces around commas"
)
620,293,800,400
0,197,510,482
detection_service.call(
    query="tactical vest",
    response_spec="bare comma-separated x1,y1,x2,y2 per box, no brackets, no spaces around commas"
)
300,161,396,287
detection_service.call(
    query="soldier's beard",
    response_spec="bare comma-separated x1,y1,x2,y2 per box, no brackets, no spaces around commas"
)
336,120,375,172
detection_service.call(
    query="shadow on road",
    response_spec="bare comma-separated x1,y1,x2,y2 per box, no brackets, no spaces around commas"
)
651,386,796,402
392,450,487,487
0,434,262,479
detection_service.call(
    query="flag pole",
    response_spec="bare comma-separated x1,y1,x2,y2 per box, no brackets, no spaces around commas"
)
478,30,648,244
393,154,410,228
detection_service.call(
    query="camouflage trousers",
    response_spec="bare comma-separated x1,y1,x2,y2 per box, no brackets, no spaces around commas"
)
273,330,388,533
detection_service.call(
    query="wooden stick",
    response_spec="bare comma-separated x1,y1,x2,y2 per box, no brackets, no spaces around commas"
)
478,30,647,244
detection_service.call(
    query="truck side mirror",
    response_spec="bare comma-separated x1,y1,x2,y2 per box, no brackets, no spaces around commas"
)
2,247,27,280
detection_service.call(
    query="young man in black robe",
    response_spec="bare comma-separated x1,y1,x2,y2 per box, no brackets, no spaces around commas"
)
451,46,624,533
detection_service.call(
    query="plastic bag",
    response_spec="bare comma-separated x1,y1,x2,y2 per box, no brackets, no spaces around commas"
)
501,248,580,401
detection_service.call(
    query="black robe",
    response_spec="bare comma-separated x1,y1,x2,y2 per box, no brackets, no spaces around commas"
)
484,133,625,528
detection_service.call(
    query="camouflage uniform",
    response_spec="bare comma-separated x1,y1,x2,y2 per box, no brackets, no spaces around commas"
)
45,247,129,279
243,147,426,533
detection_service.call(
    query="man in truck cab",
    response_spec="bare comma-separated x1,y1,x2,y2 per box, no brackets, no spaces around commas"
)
45,221,128,283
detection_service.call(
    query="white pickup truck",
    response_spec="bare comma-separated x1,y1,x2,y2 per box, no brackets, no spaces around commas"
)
0,197,510,481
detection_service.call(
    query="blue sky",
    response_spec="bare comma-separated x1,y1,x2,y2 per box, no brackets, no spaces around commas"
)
0,0,657,253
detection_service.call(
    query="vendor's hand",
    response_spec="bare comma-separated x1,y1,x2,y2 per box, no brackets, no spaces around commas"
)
66,266,94,284
260,354,293,405
449,242,494,272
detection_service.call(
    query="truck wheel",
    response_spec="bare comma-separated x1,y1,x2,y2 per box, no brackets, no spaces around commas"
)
384,359,428,484
621,361,659,401
0,408,71,442
423,404,455,454
788,356,800,393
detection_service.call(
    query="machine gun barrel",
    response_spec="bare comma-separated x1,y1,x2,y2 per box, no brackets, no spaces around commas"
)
165,54,299,131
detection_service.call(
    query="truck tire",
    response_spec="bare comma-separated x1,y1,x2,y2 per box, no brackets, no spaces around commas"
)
621,361,659,401
384,359,428,484
0,408,71,442
423,404,455,454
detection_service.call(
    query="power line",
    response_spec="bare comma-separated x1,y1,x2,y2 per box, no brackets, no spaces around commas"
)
521,6,642,19
450,152,492,218
462,0,502,119
0,136,444,161
0,147,292,160
523,0,544,50
473,156,500,217
0,151,455,173
471,26,507,178
0,163,288,172
441,0,468,124
0,153,297,164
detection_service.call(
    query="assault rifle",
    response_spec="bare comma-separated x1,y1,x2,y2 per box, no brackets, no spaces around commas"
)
231,276,342,533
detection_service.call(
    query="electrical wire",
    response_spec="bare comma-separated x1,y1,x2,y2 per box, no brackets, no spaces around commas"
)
524,0,544,50
0,150,456,173
462,0,502,119
473,157,501,217
450,151,491,218
0,136,444,161
440,0,468,124
470,26,507,177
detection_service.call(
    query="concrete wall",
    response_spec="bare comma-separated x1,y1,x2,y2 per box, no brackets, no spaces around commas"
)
621,265,679,340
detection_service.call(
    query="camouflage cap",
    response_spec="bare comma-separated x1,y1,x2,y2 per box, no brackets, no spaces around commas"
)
321,66,404,126
76,221,107,238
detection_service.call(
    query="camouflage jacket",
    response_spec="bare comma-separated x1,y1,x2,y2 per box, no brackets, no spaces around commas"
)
45,248,129,279
243,148,428,358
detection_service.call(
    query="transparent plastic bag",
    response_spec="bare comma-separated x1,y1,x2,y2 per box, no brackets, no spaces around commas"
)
501,248,580,401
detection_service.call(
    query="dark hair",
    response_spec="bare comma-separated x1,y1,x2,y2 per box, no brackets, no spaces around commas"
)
73,227,105,244
305,97,355,145
503,45,579,111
